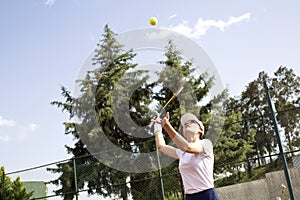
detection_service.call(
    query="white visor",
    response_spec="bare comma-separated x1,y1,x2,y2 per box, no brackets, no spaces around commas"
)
180,113,204,132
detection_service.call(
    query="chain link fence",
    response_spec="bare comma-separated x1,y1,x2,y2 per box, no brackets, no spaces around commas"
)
2,103,300,199
2,149,299,200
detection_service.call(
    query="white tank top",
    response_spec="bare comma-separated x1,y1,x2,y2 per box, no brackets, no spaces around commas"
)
176,139,214,194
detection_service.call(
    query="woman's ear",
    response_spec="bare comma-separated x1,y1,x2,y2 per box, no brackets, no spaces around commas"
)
201,132,206,139
199,131,205,140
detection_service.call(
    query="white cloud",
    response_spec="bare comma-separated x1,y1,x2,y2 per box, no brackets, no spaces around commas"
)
17,123,39,140
168,14,177,20
0,135,10,142
146,29,177,40
45,0,55,6
168,12,251,39
0,116,38,142
0,116,15,127
28,123,38,132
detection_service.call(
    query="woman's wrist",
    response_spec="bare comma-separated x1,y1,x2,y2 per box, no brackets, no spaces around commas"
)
153,122,162,134
155,131,162,135
162,121,171,128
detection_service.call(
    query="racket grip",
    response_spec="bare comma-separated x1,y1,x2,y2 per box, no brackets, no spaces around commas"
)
148,121,154,129
148,109,165,130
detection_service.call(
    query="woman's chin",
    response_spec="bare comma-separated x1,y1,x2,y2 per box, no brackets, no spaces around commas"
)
184,131,197,141
184,129,196,136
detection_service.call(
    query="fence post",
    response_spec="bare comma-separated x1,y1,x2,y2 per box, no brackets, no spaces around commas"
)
263,80,295,200
73,158,79,200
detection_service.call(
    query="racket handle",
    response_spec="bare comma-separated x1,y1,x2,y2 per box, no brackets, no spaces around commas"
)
148,121,155,129
148,109,165,130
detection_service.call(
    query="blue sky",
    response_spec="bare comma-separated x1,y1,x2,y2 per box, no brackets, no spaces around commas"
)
1,0,299,181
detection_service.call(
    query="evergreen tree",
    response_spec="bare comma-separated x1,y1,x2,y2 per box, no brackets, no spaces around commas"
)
214,105,255,182
156,40,215,130
240,72,275,165
0,166,34,200
214,66,300,187
271,66,300,152
239,67,300,162
151,40,223,198
49,25,151,200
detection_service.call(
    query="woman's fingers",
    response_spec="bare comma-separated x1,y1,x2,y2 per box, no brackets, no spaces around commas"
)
151,118,162,124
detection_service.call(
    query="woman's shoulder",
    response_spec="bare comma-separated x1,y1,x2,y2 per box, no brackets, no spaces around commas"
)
199,139,213,154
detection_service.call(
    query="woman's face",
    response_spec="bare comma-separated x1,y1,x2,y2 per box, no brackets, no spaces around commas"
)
183,120,201,142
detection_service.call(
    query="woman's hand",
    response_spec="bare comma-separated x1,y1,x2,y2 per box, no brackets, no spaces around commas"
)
151,114,162,134
151,112,170,133
161,112,170,127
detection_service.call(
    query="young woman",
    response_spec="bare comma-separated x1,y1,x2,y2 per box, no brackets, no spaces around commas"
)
152,112,220,200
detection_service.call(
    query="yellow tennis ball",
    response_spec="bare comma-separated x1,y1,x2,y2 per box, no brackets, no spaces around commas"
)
149,17,158,26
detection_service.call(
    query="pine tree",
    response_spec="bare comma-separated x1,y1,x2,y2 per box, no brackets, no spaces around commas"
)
152,40,222,198
49,25,151,200
271,66,300,152
0,166,34,200
240,72,276,165
214,66,300,187
214,105,255,183
156,40,215,127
